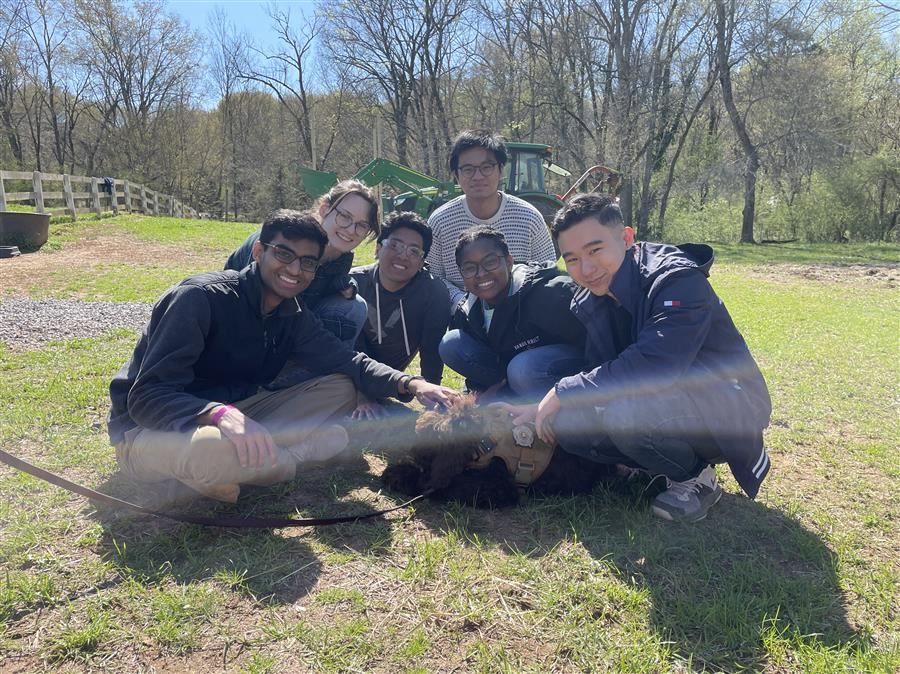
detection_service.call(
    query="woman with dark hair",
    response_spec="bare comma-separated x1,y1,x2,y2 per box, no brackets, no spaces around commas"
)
439,226,585,400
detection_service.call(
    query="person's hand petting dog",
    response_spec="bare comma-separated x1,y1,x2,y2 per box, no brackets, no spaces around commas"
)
407,378,461,409
492,387,561,445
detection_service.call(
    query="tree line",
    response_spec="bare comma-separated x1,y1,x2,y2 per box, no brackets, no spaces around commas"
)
0,0,897,242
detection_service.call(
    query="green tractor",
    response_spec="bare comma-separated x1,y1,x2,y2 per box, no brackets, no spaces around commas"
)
299,142,619,226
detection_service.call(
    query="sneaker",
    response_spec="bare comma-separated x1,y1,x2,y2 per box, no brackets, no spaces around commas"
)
651,464,722,522
288,424,350,465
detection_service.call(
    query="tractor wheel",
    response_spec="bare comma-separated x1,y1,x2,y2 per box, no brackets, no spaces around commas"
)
519,193,564,228
519,194,565,257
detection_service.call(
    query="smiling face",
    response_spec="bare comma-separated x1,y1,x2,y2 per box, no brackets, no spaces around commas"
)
252,234,321,313
319,193,373,253
558,217,634,297
458,238,513,307
376,226,426,291
455,147,502,201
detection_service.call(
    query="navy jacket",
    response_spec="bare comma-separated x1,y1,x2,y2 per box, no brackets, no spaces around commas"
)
224,229,354,309
555,242,772,497
451,262,586,369
108,264,405,445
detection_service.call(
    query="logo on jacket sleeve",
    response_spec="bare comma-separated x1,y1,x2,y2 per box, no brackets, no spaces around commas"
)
663,300,681,307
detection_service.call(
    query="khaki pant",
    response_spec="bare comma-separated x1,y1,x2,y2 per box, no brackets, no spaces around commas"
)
115,374,358,500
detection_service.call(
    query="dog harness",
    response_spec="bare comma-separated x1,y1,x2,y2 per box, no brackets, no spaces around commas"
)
468,405,555,488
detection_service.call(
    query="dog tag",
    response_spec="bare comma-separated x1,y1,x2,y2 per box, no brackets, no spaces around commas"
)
512,424,535,448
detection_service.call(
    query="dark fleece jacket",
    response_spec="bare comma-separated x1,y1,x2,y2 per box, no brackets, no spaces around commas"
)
451,262,586,369
108,263,406,445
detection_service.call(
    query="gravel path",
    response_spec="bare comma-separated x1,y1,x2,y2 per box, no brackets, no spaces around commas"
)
0,297,150,351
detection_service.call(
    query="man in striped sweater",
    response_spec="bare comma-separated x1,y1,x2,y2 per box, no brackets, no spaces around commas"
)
426,129,557,310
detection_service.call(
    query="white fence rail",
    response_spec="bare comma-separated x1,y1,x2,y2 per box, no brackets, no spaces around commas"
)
0,170,197,219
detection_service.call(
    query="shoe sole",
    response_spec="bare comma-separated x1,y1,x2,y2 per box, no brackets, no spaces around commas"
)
651,488,723,523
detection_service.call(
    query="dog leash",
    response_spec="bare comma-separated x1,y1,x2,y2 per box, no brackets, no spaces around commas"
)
0,448,425,528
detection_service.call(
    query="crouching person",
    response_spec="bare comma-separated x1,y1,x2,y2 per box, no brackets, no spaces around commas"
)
507,194,772,522
108,210,457,503
349,211,451,420
439,226,585,400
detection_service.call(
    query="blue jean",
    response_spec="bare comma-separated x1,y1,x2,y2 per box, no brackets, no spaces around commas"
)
553,387,724,482
314,293,368,345
266,293,367,390
439,329,583,399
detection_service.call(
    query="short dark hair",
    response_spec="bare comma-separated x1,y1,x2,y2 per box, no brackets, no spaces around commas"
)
551,194,624,241
448,129,508,175
454,225,510,267
259,209,328,258
319,179,381,238
377,211,434,256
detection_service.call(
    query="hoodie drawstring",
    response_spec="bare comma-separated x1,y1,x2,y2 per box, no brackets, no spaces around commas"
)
375,278,411,357
399,298,410,357
375,281,382,344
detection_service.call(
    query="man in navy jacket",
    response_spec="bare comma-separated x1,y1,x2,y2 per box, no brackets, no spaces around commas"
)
506,194,771,522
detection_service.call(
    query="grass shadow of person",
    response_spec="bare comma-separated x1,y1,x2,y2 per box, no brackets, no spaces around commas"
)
380,476,868,671
85,466,383,605
563,485,869,670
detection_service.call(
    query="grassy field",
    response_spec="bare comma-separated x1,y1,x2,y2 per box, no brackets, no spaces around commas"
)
0,215,897,673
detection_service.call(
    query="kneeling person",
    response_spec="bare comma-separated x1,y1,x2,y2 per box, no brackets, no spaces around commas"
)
109,210,456,503
439,226,585,399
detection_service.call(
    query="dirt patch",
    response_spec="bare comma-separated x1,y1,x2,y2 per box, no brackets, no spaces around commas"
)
0,232,224,297
733,262,900,288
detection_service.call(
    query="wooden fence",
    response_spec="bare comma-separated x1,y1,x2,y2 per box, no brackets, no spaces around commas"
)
0,170,198,219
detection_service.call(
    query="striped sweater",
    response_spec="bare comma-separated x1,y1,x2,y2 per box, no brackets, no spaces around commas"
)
425,193,557,307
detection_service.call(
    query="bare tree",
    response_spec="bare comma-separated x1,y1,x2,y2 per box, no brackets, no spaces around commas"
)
323,0,435,165
75,0,198,180
234,4,320,168
0,0,25,164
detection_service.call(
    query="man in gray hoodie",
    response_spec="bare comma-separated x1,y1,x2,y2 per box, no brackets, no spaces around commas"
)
350,212,451,418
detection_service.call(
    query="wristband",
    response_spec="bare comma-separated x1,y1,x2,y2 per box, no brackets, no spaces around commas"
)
401,375,425,395
209,404,234,426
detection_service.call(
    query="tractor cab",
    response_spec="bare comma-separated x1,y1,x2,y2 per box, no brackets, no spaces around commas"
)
503,143,566,195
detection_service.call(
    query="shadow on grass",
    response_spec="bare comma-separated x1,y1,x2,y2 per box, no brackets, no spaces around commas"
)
403,479,864,671
85,458,394,604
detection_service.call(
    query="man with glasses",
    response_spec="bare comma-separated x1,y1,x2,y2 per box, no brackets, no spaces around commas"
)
348,212,451,419
426,129,557,310
109,210,458,504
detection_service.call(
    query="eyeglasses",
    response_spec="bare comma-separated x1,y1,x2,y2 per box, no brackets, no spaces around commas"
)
383,238,425,259
263,243,319,273
459,254,503,279
330,204,371,237
457,162,498,179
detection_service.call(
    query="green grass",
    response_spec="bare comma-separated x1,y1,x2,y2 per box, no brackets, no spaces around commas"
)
0,214,898,671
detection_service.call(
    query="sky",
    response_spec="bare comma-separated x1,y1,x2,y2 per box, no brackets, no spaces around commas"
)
168,0,315,49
